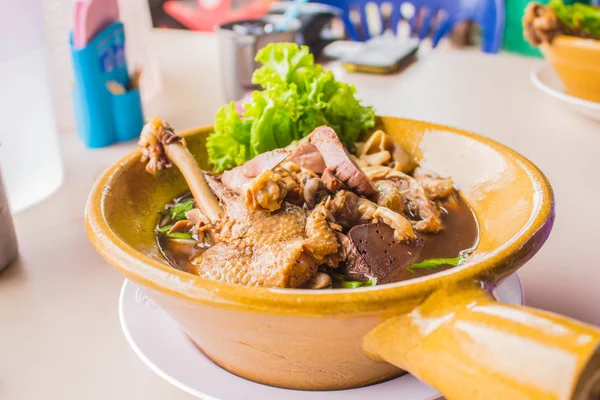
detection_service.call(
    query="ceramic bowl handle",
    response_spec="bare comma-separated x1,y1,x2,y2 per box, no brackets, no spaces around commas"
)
363,283,600,399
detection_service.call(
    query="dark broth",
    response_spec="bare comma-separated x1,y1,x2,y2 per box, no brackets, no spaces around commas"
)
157,192,478,286
156,193,201,272
381,194,478,283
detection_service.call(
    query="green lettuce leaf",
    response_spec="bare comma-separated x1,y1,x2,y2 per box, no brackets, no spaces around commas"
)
206,102,251,172
550,0,600,39
244,85,300,155
252,42,316,88
206,43,375,172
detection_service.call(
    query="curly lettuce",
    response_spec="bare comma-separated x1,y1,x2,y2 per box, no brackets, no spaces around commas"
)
207,43,375,172
550,0,600,39
206,102,251,172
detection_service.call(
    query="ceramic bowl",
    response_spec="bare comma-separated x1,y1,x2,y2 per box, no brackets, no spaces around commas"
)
86,116,600,399
541,36,600,103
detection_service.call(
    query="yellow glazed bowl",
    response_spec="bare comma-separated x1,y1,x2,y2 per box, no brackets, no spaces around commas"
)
541,36,600,103
86,117,600,399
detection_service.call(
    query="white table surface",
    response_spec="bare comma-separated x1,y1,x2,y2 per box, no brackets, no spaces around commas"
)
1,30,600,400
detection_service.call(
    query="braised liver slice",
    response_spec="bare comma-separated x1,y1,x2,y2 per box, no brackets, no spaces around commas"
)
342,222,424,282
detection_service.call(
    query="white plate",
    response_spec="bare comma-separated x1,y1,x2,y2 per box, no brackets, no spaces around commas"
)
119,274,524,400
531,65,600,122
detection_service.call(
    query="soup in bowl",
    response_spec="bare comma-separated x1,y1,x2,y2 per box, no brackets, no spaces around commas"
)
86,116,600,399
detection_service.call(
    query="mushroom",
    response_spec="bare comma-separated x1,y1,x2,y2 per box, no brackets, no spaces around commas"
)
306,272,332,289
139,116,223,222
303,177,330,208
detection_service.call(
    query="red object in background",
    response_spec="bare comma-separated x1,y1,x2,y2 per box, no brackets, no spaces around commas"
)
163,0,273,31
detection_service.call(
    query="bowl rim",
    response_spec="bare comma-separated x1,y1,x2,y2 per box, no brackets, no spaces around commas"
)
531,64,600,109
546,35,600,49
86,117,555,315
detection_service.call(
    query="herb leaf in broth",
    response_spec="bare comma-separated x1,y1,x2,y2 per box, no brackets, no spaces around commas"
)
330,271,378,289
407,256,462,273
340,281,363,288
363,277,378,287
165,232,193,240
171,201,194,221
156,224,173,233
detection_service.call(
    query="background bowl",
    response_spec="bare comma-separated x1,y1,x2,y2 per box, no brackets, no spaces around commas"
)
541,36,600,103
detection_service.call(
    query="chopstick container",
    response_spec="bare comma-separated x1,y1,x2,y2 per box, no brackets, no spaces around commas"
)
0,167,18,271
71,22,144,147
112,88,144,142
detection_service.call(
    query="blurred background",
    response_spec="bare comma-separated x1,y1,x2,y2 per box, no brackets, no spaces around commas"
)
0,0,591,214
2,0,600,398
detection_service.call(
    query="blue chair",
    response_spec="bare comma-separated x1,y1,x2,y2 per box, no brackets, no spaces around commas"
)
312,0,504,53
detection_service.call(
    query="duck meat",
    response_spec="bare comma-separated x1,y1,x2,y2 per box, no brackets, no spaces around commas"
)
221,148,289,193
308,126,377,197
192,175,342,288
287,142,326,174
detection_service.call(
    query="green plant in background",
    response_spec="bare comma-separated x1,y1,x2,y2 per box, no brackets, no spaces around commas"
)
550,0,600,39
503,0,591,57
206,43,375,172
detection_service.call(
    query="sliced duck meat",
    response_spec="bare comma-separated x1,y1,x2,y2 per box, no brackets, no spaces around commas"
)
373,180,405,214
342,222,424,282
321,168,346,193
308,126,376,197
221,148,289,193
288,142,326,174
204,173,247,220
413,168,455,200
364,166,444,233
197,175,342,288
327,231,351,267
241,169,288,212
326,190,415,241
